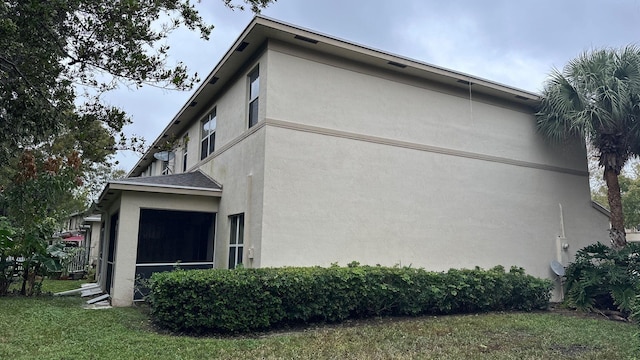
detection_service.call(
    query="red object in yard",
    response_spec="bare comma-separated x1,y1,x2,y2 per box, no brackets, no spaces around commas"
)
63,235,84,242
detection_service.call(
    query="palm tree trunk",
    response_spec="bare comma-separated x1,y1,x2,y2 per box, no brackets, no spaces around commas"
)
604,167,627,249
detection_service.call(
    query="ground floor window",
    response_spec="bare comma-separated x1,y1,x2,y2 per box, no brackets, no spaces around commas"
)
228,213,244,269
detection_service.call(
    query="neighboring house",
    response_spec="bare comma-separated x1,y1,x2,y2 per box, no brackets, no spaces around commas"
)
95,16,609,306
57,211,101,276
82,213,102,267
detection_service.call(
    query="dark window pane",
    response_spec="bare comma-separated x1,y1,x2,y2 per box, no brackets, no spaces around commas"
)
209,133,215,154
238,216,244,244
229,216,237,244
201,139,208,160
228,247,236,269
108,213,118,262
136,209,215,263
248,99,259,128
237,247,243,266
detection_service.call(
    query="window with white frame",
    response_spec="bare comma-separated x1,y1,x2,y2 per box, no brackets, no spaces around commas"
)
161,160,170,175
182,134,188,172
228,213,244,269
201,109,216,160
248,67,259,128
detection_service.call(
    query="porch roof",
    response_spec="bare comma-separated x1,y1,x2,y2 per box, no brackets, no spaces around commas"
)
96,170,222,211
112,170,222,190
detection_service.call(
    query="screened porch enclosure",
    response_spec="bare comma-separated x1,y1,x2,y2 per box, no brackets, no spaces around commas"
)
134,209,216,300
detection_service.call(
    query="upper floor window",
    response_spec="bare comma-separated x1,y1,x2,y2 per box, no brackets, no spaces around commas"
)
182,134,189,172
201,109,216,160
248,67,259,128
161,160,170,175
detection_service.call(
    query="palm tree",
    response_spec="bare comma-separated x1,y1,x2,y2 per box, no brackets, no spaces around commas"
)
536,46,640,249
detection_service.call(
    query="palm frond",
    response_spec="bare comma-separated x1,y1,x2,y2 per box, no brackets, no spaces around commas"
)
537,46,640,155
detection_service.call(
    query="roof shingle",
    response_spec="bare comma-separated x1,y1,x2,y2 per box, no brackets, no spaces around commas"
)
114,170,222,191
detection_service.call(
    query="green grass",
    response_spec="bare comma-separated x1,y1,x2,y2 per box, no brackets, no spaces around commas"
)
40,278,88,294
7,277,87,295
0,283,638,359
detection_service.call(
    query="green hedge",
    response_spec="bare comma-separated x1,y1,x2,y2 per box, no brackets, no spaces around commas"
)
148,265,552,333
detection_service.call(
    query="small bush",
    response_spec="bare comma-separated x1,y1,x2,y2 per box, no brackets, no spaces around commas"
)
564,242,640,314
148,265,552,334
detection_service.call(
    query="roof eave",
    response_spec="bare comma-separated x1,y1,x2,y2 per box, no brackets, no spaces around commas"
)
129,16,542,177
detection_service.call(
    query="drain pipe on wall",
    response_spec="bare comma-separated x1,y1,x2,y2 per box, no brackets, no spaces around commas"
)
557,203,569,264
246,173,254,267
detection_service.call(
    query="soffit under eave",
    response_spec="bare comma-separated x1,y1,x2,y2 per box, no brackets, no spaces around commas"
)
95,184,122,214
109,183,222,197
255,17,541,105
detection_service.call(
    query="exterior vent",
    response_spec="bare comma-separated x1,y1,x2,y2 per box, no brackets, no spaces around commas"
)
387,61,407,68
208,77,219,85
515,95,529,101
235,41,249,52
294,35,318,44
457,79,472,86
189,101,197,107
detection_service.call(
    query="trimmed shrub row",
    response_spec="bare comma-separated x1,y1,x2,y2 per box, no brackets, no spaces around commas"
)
148,264,552,333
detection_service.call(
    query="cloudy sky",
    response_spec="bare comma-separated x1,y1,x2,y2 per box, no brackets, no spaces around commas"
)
107,0,640,172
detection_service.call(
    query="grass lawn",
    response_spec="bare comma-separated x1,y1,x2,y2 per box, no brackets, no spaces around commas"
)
0,280,638,359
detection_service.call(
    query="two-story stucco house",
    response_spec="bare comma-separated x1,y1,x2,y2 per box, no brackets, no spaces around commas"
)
95,16,609,306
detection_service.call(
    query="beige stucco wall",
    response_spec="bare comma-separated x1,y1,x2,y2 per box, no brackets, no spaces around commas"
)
259,43,609,300
133,53,268,273
261,127,607,270
106,191,219,307
265,44,584,171
198,125,267,270
119,39,607,305
193,55,268,270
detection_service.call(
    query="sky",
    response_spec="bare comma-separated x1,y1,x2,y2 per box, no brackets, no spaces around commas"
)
107,0,640,172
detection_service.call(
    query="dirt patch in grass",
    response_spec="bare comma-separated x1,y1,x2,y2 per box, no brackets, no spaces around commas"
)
547,302,630,322
548,344,596,356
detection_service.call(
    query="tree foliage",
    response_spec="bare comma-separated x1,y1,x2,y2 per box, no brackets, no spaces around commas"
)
564,242,640,316
0,0,274,166
0,0,274,295
536,46,640,248
592,163,640,229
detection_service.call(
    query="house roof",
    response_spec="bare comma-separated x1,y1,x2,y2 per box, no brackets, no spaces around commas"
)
96,170,222,211
112,170,222,191
129,16,542,177
591,200,611,217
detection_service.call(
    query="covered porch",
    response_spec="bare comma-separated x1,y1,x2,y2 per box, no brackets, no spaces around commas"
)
95,170,222,306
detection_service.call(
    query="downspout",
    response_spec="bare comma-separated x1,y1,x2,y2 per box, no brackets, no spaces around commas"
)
246,173,253,267
557,203,569,264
